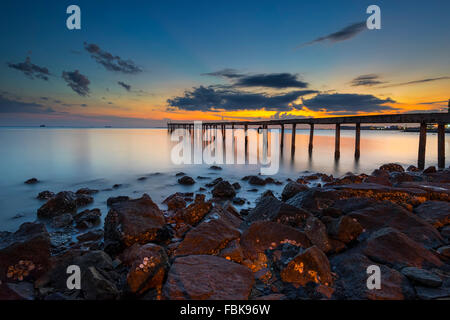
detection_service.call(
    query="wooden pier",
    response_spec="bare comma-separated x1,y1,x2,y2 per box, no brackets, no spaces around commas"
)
168,110,450,169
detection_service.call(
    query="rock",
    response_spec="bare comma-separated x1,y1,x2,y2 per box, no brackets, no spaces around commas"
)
219,240,244,263
25,178,39,184
209,165,222,170
423,166,437,174
205,177,223,187
437,246,450,258
76,229,104,242
174,209,241,256
401,267,442,288
304,217,332,253
407,165,420,172
120,243,169,295
247,175,266,186
389,172,417,185
414,201,450,228
74,208,101,229
280,246,333,287
75,188,99,195
330,250,414,299
240,221,311,262
175,172,185,176
83,266,120,300
232,182,241,190
212,181,236,199
163,255,253,300
363,175,392,186
441,226,450,240
348,201,443,249
281,182,309,201
326,216,363,244
232,197,245,205
51,213,73,228
137,177,147,181
107,196,130,207
246,196,310,228
171,195,212,226
37,191,55,200
0,222,51,282
379,163,404,173
165,195,186,211
104,194,167,254
6,282,35,300
363,228,443,269
264,177,281,185
37,191,93,218
178,176,195,185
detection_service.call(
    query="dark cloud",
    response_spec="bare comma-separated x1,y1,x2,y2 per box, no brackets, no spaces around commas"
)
7,57,51,80
203,70,309,89
299,22,366,48
380,76,450,88
84,42,142,74
62,70,90,96
117,81,131,91
167,86,317,111
0,95,55,114
302,93,396,113
418,100,448,105
350,74,385,87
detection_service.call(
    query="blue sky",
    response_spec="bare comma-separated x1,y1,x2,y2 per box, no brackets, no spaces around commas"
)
0,0,449,126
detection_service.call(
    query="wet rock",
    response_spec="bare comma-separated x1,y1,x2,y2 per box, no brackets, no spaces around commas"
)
363,227,443,269
219,240,244,263
280,246,333,287
137,177,147,181
304,217,332,253
6,282,35,300
246,175,266,186
197,176,210,180
379,163,404,173
423,166,437,174
112,184,122,189
175,172,185,177
51,213,73,229
37,191,93,218
232,182,241,190
205,177,223,187
0,222,51,282
83,266,120,300
163,255,253,300
178,176,195,185
281,181,309,201
106,196,130,207
240,221,311,262
415,286,450,300
363,175,392,186
389,172,417,185
232,197,245,205
212,181,236,199
104,194,167,254
74,208,101,229
437,246,450,258
37,191,55,200
265,177,282,185
326,174,364,186
209,165,222,170
76,188,99,195
171,194,212,226
25,178,39,184
401,267,442,288
331,250,414,300
441,226,450,240
120,243,169,295
414,201,450,228
407,165,420,172
164,194,186,211
325,216,363,244
76,229,104,242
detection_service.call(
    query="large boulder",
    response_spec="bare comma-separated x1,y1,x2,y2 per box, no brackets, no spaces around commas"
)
37,191,93,218
330,250,414,300
162,255,254,300
74,208,101,229
280,246,333,287
281,182,309,201
401,267,443,288
304,217,332,253
414,201,450,228
178,176,195,185
379,163,404,173
171,194,212,226
212,181,236,199
325,216,363,244
104,194,167,254
363,228,443,269
0,223,51,282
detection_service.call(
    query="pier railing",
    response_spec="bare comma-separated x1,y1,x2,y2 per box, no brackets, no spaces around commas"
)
167,111,450,169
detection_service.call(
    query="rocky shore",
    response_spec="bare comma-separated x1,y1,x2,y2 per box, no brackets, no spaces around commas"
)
1,163,449,300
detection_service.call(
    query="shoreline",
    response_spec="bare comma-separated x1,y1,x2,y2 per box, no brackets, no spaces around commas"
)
0,163,449,300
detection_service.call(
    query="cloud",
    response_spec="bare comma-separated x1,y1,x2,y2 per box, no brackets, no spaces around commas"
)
0,95,55,114
167,86,317,111
7,57,51,80
418,100,448,105
379,76,450,88
84,42,142,74
302,93,396,113
62,70,90,96
350,74,386,87
298,21,366,48
117,81,131,91
203,70,309,89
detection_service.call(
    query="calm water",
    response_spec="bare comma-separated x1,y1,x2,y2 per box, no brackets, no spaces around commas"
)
0,127,448,231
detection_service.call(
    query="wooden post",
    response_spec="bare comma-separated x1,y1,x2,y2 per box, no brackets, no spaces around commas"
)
335,124,341,159
291,123,296,154
418,122,427,170
280,124,284,150
438,123,445,168
244,124,248,162
308,123,314,154
355,123,361,159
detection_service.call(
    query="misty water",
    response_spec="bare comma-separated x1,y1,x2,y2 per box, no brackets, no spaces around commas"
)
0,127,448,231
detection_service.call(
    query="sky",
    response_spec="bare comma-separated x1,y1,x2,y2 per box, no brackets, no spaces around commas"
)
0,0,449,127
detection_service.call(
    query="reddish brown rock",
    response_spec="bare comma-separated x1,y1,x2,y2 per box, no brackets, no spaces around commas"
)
379,163,404,173
120,243,169,295
280,246,333,287
74,208,101,229
37,191,93,218
363,175,392,186
104,194,167,254
304,217,332,253
172,194,212,226
212,181,236,199
165,195,186,211
219,239,244,263
423,166,437,174
281,181,309,201
414,201,450,228
363,228,443,269
326,216,363,244
162,255,254,300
